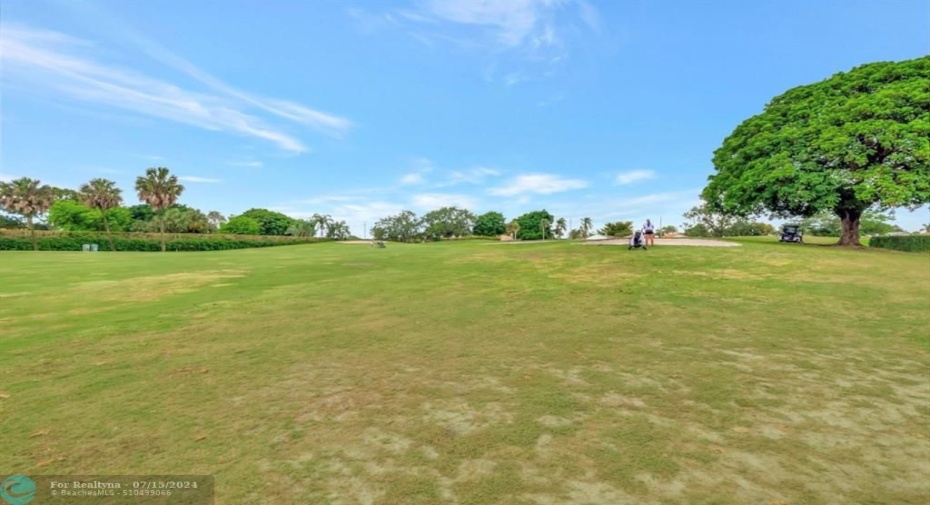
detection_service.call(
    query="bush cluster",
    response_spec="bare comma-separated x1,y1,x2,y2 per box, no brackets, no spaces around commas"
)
869,235,930,252
0,231,325,251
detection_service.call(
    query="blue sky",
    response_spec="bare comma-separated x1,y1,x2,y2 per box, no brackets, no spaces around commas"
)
2,0,928,234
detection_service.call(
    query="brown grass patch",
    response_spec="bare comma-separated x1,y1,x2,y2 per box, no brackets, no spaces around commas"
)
73,270,247,302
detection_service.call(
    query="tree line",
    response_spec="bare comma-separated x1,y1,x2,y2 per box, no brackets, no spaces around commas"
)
0,167,351,252
370,208,661,243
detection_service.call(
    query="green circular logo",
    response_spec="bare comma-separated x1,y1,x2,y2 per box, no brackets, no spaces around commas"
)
0,475,36,505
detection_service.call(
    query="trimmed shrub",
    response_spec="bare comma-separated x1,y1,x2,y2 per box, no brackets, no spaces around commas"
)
0,230,326,251
869,235,930,252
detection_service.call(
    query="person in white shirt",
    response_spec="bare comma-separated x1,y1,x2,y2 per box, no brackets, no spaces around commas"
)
643,219,655,246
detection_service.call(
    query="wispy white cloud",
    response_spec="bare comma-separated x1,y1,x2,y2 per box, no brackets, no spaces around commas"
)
348,7,403,33
365,0,600,85
178,176,222,183
576,0,602,34
419,0,541,47
489,173,587,196
442,166,502,186
615,169,656,185
399,157,435,185
412,193,478,210
227,161,264,168
504,71,528,86
400,172,426,185
0,23,351,152
537,93,566,107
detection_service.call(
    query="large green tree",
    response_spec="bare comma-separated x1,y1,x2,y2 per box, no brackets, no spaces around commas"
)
135,167,185,252
704,57,930,246
422,206,476,240
371,210,422,242
515,210,554,240
79,178,123,251
473,211,506,237
0,177,54,251
48,200,131,234
219,215,261,235
239,208,295,236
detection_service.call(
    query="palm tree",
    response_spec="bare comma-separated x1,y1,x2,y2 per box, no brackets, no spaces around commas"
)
312,213,333,238
540,218,550,240
79,178,123,251
134,167,185,252
0,177,54,251
206,211,226,232
922,223,930,234
286,219,315,237
506,219,520,240
555,218,567,239
326,220,351,240
580,217,593,239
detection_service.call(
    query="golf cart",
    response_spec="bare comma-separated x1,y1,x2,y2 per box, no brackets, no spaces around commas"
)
779,224,803,243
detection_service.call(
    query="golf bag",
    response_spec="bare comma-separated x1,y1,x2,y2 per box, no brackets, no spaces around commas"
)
629,230,647,250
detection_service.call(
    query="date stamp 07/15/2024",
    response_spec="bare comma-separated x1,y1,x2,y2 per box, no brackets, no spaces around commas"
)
1,475,214,505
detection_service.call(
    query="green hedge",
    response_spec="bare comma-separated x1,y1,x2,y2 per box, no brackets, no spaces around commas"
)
0,232,326,252
869,235,930,252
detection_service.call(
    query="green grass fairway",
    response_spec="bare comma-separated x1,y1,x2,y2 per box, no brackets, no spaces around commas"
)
2,241,928,504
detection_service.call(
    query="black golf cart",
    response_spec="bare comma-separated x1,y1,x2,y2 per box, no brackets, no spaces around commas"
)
779,224,803,243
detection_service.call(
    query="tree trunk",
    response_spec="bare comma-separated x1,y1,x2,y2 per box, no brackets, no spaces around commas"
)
27,215,37,251
102,210,116,251
160,216,167,252
837,208,863,246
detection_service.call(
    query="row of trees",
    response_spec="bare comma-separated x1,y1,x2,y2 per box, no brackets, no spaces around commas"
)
370,208,657,243
0,171,185,252
681,204,775,238
680,202,913,238
0,168,352,252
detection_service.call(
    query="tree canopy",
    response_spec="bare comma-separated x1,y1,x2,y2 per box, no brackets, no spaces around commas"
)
515,210,554,240
422,206,476,240
472,211,507,237
238,208,296,236
703,56,930,245
0,177,55,250
372,210,422,242
48,200,131,232
220,215,261,235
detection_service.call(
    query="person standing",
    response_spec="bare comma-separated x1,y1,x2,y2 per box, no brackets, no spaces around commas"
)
643,219,655,246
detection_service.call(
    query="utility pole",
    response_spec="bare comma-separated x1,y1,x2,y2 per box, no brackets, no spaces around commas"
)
363,222,367,240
